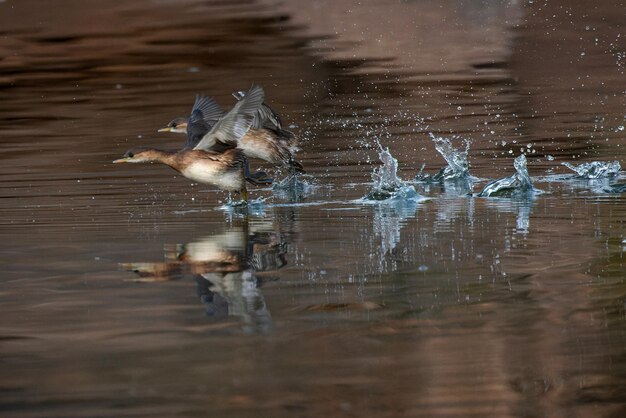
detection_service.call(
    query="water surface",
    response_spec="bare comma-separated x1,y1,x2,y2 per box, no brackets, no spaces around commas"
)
1,0,625,417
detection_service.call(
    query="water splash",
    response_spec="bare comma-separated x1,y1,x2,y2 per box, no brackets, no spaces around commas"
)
272,174,314,201
477,154,534,197
373,146,402,188
604,183,626,193
218,196,268,218
364,144,426,202
562,160,621,179
416,135,471,182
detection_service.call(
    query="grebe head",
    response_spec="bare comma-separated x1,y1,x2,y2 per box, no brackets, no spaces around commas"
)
158,117,188,133
113,147,166,163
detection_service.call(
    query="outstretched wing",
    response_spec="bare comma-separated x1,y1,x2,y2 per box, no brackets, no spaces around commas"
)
194,85,265,151
186,95,226,149
186,103,210,149
232,90,282,131
193,95,224,125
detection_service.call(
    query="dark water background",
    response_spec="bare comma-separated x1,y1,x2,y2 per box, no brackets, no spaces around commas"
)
1,0,625,417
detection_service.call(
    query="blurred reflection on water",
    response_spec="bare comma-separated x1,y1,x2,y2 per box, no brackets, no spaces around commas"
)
122,220,287,333
1,0,625,417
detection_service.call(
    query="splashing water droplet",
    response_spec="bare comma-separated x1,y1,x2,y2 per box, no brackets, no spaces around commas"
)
562,161,621,178
416,135,472,184
364,143,425,202
477,154,534,197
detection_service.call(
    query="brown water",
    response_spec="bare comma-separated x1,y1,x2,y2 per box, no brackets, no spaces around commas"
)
1,0,626,417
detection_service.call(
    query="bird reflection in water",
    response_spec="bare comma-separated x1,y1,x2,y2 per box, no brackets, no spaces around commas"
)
121,220,287,333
